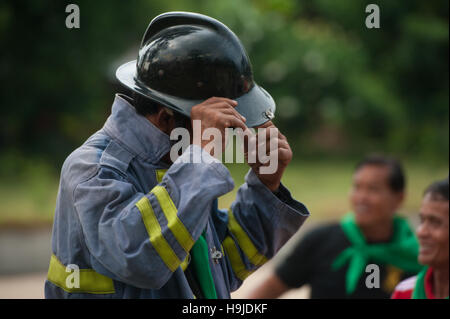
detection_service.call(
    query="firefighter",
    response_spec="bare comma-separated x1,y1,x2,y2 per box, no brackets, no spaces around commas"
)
45,11,309,299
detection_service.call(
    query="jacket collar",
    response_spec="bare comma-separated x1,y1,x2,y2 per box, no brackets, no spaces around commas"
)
103,94,171,163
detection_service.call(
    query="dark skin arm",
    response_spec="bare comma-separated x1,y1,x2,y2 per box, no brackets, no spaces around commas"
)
242,269,290,299
243,120,292,192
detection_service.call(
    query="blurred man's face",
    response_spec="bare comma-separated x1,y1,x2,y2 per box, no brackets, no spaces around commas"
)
417,194,449,268
350,165,404,228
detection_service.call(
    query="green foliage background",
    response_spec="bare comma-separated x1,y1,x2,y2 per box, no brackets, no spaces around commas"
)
0,0,448,165
0,1,448,224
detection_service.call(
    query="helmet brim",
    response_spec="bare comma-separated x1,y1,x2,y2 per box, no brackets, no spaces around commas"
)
116,60,276,128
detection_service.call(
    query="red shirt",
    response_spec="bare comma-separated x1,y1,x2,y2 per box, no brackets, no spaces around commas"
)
391,267,436,299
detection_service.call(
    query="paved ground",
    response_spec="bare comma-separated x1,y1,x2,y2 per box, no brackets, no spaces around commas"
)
0,272,47,299
231,262,310,299
0,222,313,299
0,268,309,299
0,227,52,275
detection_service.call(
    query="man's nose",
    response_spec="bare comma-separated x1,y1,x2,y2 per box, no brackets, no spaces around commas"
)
354,189,370,204
416,222,429,239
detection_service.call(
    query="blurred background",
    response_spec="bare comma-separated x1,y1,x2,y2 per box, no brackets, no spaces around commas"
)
0,0,448,298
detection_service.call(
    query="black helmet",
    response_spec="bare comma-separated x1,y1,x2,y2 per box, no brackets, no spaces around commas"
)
116,11,275,128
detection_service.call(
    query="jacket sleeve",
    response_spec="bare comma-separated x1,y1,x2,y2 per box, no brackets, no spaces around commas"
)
221,169,309,291
73,144,234,289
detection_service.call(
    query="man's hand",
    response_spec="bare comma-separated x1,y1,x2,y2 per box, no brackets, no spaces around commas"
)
244,121,292,192
190,97,247,157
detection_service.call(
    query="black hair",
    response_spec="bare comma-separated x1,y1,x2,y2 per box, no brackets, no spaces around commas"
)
424,178,449,201
132,91,160,116
355,155,405,193
131,91,190,128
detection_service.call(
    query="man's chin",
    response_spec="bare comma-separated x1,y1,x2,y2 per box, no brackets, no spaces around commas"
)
354,212,374,227
418,254,433,267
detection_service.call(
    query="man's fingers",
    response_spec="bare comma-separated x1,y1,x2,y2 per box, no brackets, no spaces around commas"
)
257,120,274,129
254,137,278,154
204,97,238,107
239,128,254,154
220,107,246,123
256,126,279,144
258,138,289,157
278,147,292,163
246,136,291,162
221,115,247,131
242,124,290,159
278,139,290,150
204,100,246,123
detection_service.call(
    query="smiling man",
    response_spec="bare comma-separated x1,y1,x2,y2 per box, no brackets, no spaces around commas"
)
245,155,423,299
392,178,449,299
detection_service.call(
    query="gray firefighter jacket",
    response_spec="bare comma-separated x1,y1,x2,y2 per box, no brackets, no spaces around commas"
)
45,94,309,298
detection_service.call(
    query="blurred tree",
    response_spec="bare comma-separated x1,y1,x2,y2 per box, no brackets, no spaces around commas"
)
0,0,448,169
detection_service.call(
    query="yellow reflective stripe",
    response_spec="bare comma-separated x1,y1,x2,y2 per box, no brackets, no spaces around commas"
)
47,254,115,294
222,236,253,281
136,196,180,272
180,254,190,271
155,169,168,183
227,209,268,267
151,185,195,253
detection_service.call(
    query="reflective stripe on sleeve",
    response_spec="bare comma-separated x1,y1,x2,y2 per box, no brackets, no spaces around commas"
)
151,185,195,253
180,253,190,271
47,254,115,294
222,236,253,281
227,209,268,267
136,196,181,272
155,169,168,183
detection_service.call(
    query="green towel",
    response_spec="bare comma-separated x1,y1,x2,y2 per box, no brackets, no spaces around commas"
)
190,233,217,299
332,213,423,295
412,267,449,299
412,266,429,299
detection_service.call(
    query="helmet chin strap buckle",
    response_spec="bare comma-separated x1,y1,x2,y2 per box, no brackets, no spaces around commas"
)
263,110,274,120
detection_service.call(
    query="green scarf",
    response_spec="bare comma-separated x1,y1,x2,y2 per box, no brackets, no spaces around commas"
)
190,233,217,299
332,213,423,295
412,267,449,299
412,266,429,299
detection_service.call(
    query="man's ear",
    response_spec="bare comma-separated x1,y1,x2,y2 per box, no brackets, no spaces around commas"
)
154,107,175,135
